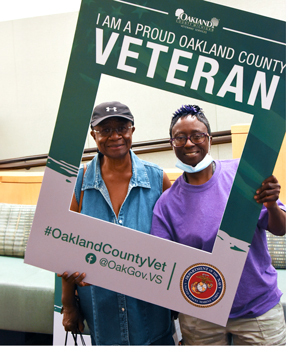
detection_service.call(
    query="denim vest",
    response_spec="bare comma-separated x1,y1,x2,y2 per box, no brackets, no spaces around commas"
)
75,151,172,345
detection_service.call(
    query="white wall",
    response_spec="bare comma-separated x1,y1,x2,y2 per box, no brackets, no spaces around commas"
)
0,0,286,169
0,12,78,160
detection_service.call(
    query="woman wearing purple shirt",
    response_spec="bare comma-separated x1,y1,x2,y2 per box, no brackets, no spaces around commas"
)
151,105,286,345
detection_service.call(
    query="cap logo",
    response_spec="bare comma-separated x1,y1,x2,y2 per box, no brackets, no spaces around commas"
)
106,107,117,112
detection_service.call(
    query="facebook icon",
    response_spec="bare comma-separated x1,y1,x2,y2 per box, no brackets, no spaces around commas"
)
85,253,97,264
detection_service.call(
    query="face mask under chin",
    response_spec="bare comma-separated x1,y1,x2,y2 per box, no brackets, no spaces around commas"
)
175,153,214,173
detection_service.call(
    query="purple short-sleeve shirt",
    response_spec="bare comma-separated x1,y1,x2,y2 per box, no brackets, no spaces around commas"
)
151,159,285,318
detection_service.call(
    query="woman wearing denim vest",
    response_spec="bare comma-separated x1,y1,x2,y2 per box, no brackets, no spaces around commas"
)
59,101,173,345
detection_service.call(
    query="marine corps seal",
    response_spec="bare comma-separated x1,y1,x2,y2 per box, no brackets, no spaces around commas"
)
180,263,226,308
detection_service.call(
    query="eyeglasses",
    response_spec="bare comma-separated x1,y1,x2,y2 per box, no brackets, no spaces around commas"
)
170,132,210,147
93,125,133,137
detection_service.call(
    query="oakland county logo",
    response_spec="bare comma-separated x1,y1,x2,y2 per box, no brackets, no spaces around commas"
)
180,263,225,308
175,9,219,33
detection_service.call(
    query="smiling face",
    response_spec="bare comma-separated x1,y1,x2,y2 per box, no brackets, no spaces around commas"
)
171,115,211,167
91,117,135,160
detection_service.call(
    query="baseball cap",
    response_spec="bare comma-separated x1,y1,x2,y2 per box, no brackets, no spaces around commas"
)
90,101,134,127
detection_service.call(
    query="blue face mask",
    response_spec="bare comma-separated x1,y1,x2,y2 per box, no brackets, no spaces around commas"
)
175,153,214,173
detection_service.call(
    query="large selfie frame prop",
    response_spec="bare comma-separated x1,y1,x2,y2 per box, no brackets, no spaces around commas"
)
25,0,285,327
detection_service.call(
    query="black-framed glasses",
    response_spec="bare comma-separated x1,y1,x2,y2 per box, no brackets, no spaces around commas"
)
170,132,210,147
93,125,134,137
